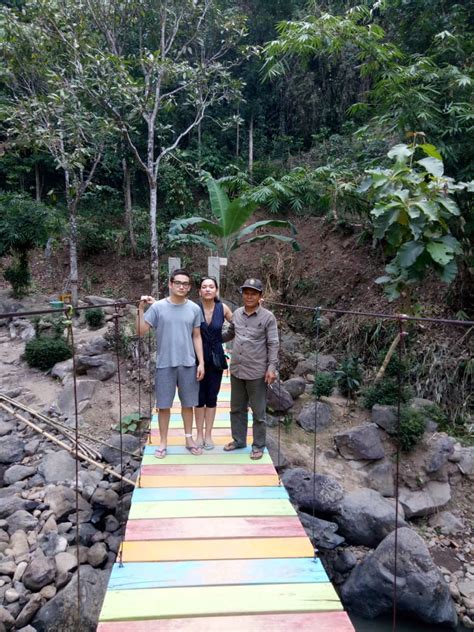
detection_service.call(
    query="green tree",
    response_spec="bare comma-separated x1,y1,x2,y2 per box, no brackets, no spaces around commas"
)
1,2,114,304
79,0,248,295
359,141,470,301
168,174,299,257
0,193,49,296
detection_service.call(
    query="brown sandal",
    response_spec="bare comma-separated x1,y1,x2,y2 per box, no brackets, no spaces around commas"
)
224,441,244,452
250,449,264,460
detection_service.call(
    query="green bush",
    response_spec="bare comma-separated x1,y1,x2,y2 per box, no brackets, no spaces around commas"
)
361,378,412,409
4,256,30,298
313,373,336,398
24,337,72,370
85,307,105,329
376,349,411,378
335,356,363,397
399,406,426,451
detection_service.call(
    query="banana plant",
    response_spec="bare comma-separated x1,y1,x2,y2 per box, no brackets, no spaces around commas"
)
168,175,300,258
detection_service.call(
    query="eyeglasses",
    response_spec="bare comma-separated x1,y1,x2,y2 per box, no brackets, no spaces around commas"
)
172,281,191,288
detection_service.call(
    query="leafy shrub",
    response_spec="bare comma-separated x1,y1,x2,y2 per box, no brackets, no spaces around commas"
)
24,337,72,370
361,378,412,409
335,356,363,397
4,256,30,298
376,349,411,378
85,307,105,329
399,407,426,451
313,373,336,398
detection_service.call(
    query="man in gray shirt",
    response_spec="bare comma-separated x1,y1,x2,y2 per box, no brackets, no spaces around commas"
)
223,278,279,460
137,269,204,458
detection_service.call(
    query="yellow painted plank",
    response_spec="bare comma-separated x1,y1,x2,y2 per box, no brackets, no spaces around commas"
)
100,583,342,621
138,475,279,488
121,536,314,562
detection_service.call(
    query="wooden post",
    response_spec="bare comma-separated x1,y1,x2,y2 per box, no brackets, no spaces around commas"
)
168,257,181,276
208,256,220,286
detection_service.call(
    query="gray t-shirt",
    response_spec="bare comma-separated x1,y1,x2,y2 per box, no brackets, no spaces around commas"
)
144,298,202,368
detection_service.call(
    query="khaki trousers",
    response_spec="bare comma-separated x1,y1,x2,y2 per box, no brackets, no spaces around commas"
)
230,375,267,450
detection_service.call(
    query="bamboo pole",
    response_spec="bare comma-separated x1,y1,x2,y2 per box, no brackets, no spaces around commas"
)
374,333,401,383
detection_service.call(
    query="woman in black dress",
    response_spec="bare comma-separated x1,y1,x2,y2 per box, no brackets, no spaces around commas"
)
195,277,232,449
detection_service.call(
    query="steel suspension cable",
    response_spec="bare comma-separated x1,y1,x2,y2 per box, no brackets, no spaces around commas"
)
392,316,407,632
112,310,125,568
311,307,322,556
63,306,81,632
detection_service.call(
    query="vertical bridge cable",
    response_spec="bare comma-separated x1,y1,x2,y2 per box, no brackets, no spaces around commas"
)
136,303,143,488
311,307,322,558
392,315,407,632
112,309,125,568
63,306,81,631
147,329,153,445
276,314,282,482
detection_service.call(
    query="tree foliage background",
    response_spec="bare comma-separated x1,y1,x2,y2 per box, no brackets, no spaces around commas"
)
0,0,472,302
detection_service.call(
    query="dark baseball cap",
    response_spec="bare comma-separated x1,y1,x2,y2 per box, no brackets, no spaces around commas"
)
240,278,263,293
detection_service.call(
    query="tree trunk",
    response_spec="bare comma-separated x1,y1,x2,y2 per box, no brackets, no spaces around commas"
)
248,113,254,178
149,180,159,297
236,104,240,157
123,158,137,256
35,163,41,202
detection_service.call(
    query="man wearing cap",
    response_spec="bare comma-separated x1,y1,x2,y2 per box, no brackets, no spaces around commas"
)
223,278,279,460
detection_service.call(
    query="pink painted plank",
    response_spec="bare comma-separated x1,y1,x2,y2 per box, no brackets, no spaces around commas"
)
140,464,276,476
125,516,306,541
97,611,355,632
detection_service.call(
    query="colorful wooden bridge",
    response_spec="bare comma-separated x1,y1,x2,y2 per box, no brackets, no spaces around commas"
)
97,375,355,631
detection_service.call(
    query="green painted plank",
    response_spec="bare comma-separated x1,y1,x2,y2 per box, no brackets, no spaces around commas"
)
141,453,272,466
128,498,296,520
99,583,342,621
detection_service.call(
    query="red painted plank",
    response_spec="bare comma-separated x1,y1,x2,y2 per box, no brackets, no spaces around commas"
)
97,611,355,631
125,516,306,541
140,464,276,476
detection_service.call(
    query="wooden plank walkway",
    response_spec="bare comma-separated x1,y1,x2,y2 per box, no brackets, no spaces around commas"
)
97,376,355,631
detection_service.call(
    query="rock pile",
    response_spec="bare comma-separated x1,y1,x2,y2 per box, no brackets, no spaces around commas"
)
0,406,139,631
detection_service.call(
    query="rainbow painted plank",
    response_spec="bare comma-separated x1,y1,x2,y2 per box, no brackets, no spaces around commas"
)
98,375,355,631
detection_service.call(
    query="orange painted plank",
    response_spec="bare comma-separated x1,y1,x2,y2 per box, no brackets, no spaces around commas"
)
138,475,279,488
125,516,306,541
97,612,355,632
121,537,313,562
140,464,276,476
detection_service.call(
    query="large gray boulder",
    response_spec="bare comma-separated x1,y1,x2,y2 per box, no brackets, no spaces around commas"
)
371,404,397,434
0,435,25,464
3,464,36,485
33,566,109,632
335,488,406,547
56,378,99,418
266,380,294,413
51,359,74,380
294,353,337,376
298,511,345,549
280,467,344,514
38,450,77,484
100,433,140,465
296,401,332,432
399,481,451,518
44,485,92,522
334,424,385,461
341,527,458,628
364,461,395,497
425,435,455,473
81,336,109,356
458,447,474,480
76,354,117,381
22,552,56,591
282,377,306,399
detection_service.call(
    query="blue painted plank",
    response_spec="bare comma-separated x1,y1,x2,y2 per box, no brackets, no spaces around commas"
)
107,558,329,591
132,486,289,502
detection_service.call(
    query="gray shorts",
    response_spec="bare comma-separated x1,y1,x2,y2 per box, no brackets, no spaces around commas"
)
155,366,199,409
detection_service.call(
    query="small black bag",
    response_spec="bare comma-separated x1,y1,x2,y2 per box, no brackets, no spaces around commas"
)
211,349,228,371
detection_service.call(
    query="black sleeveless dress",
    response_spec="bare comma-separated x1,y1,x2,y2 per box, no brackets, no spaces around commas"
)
197,301,226,408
